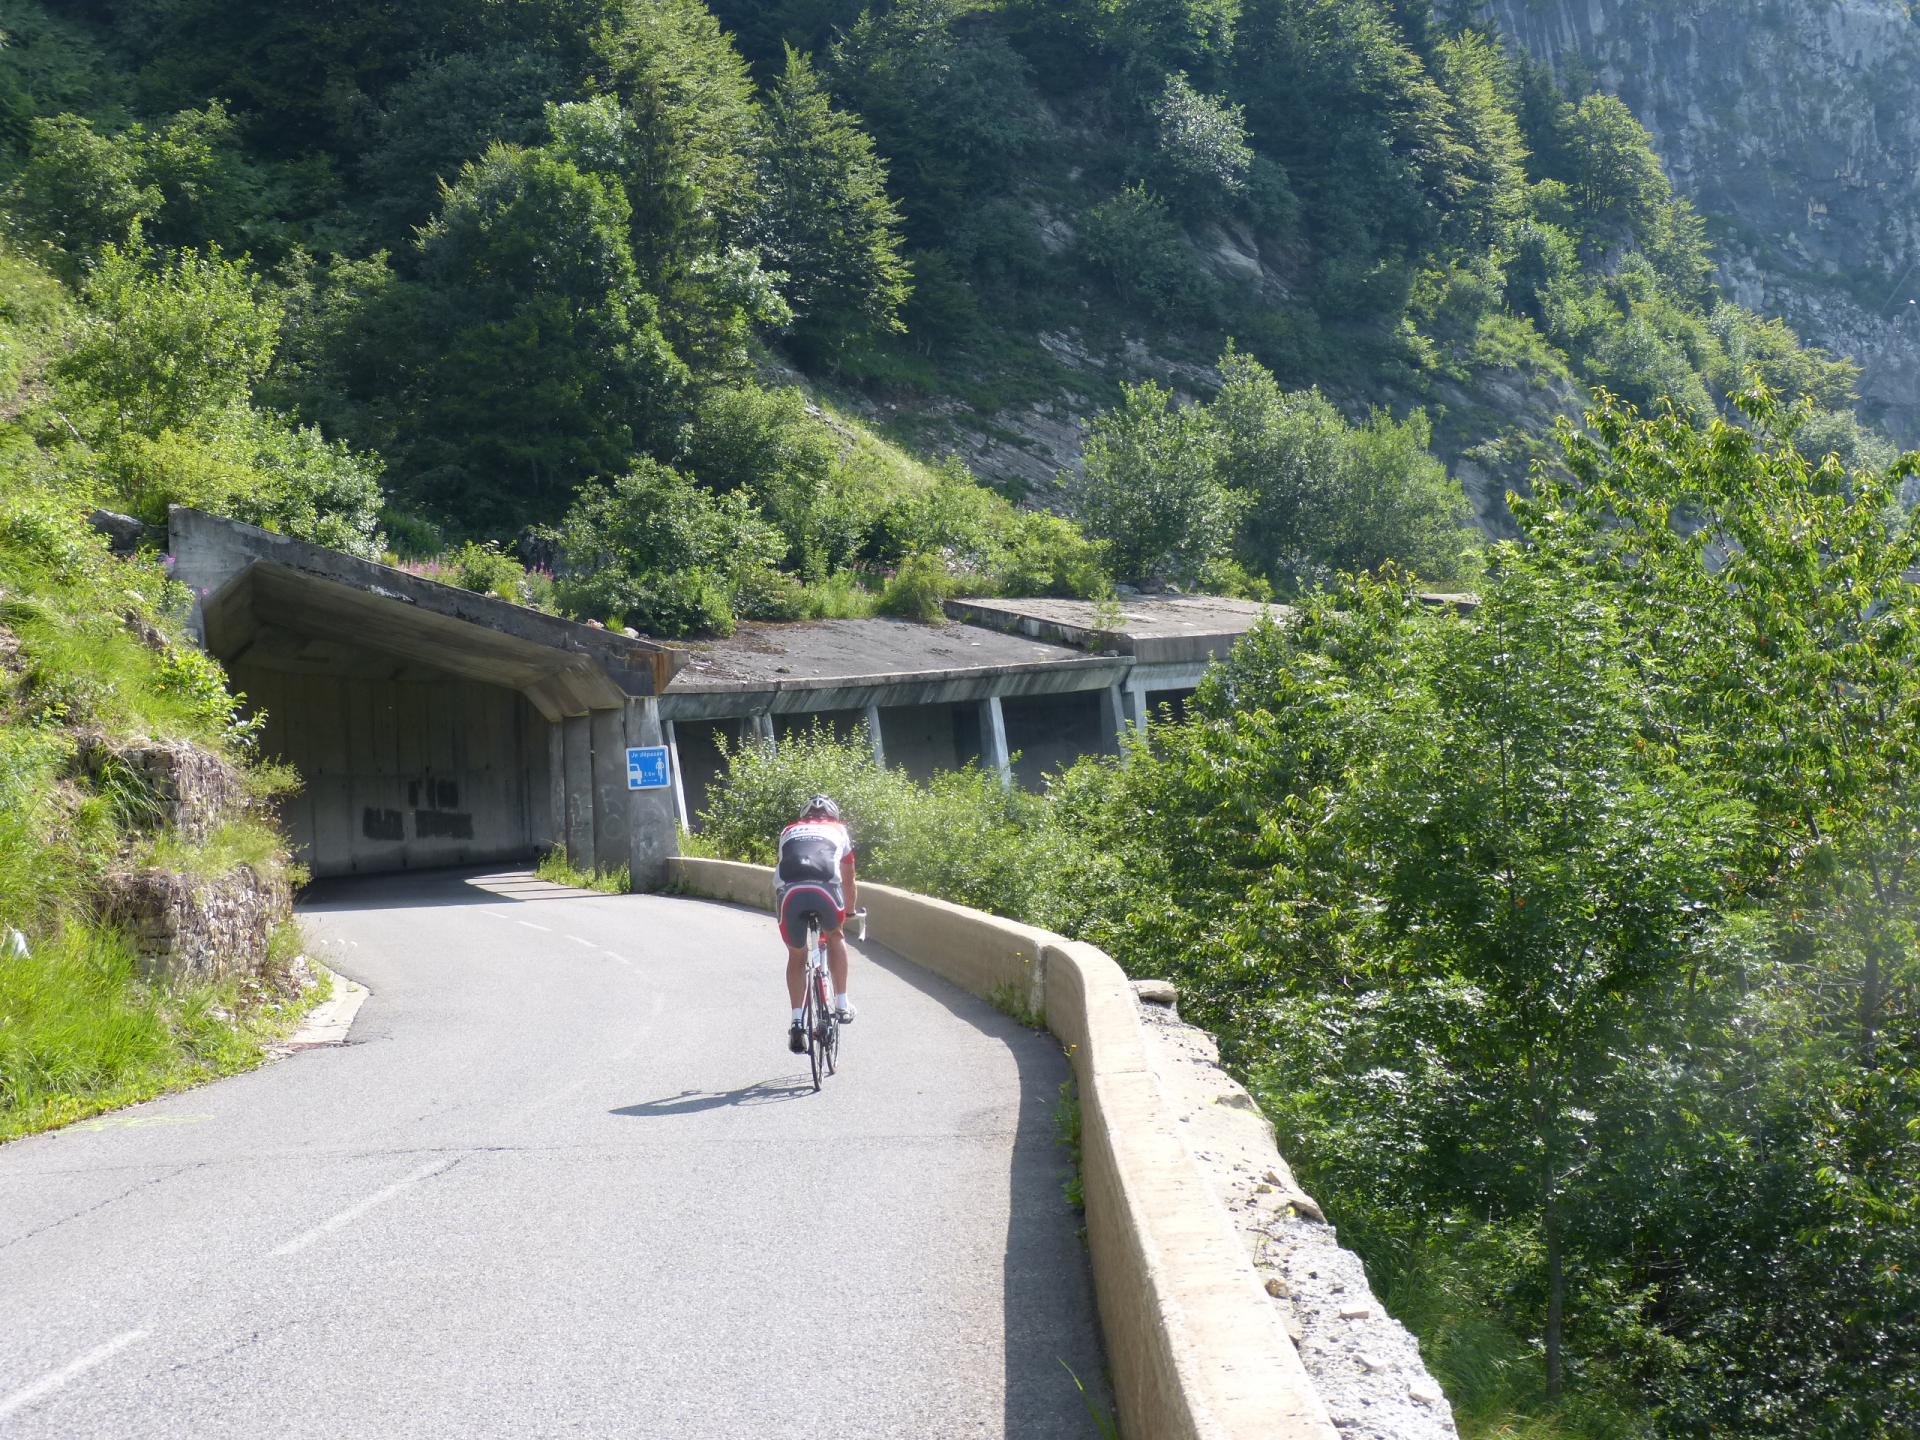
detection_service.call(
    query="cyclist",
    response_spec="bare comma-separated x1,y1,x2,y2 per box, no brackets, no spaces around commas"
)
775,794,859,1054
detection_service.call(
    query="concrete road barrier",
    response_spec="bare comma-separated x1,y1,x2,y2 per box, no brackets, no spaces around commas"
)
668,856,1339,1440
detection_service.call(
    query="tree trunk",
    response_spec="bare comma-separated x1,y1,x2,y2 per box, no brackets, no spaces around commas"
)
1545,1189,1565,1403
1862,940,1884,1069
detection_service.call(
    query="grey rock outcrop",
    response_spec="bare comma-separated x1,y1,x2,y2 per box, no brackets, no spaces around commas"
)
1488,0,1920,444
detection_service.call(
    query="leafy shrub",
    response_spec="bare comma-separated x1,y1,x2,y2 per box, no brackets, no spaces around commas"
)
442,541,528,603
1149,73,1253,214
381,509,442,560
1080,184,1207,317
155,645,262,748
694,726,1052,918
549,460,786,636
877,552,958,622
680,383,878,578
988,512,1110,599
102,407,385,557
1067,379,1243,587
10,115,157,266
56,242,280,443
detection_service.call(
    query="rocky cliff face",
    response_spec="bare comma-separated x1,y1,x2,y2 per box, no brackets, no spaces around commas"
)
1488,0,1920,444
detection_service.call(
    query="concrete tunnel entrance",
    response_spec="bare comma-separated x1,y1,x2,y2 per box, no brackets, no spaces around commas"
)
236,664,548,877
171,509,683,885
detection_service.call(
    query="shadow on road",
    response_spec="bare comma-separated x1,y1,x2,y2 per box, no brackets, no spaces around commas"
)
846,942,1115,1437
610,1079,816,1116
300,865,605,913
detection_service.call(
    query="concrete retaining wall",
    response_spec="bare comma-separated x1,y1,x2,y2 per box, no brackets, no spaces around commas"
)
667,856,1339,1440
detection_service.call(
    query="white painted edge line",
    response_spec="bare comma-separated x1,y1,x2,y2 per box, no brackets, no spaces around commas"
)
0,1330,148,1421
282,977,370,1050
515,920,550,932
567,935,596,949
271,1157,457,1258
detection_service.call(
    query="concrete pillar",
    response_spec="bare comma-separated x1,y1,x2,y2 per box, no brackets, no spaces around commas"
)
754,712,776,748
625,697,680,891
665,720,690,830
978,695,1011,789
1102,684,1128,750
864,703,886,769
562,713,595,872
1126,685,1151,731
546,722,566,852
590,707,629,875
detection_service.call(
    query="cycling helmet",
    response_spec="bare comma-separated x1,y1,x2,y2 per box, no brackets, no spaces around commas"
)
802,793,840,821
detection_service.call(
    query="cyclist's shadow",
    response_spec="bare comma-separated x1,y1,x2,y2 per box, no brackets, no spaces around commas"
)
610,1079,815,1117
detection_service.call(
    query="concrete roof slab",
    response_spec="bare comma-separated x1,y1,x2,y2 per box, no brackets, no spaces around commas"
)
946,595,1287,665
668,616,1113,690
173,508,682,716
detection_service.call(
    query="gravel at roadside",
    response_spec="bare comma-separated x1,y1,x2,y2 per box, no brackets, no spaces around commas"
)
1129,979,1458,1440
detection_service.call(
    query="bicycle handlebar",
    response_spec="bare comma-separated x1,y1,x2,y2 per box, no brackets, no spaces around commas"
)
853,906,868,942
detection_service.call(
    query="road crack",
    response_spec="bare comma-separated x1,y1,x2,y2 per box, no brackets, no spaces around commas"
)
0,1162,208,1255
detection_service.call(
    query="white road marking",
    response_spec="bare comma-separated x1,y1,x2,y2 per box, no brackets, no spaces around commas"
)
515,920,550,933
568,935,596,949
270,1158,457,1258
0,1330,147,1420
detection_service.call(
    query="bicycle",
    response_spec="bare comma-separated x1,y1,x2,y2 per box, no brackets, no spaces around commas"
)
801,906,865,1091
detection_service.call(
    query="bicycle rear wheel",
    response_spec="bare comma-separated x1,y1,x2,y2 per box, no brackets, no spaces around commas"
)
813,955,838,1078
804,922,824,1091
804,979,823,1091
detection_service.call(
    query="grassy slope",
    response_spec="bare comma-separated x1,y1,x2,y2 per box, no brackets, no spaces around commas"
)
0,244,325,1143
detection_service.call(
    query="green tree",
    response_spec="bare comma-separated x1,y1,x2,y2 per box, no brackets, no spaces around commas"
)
1432,30,1527,245
1148,71,1253,215
55,242,279,442
545,94,790,376
1235,0,1468,266
1062,0,1242,71
359,46,567,246
1207,348,1479,589
830,0,1042,233
1079,183,1207,316
548,458,786,636
679,382,873,577
1560,93,1668,233
1525,386,1920,1071
9,114,158,267
404,142,688,526
753,47,911,357
1067,380,1241,586
588,0,765,276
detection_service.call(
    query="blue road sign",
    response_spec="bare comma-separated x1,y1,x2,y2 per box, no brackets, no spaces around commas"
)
626,745,671,790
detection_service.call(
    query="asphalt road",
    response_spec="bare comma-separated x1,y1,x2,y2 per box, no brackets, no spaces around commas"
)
0,869,1109,1438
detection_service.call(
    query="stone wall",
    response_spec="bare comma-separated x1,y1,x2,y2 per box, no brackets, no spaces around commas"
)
82,735,250,845
103,864,291,984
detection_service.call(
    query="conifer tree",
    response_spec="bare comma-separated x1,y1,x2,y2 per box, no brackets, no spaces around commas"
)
753,47,911,358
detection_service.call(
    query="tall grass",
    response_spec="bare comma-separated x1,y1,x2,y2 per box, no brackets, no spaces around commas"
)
533,847,629,894
0,469,322,1141
139,817,289,878
0,923,316,1141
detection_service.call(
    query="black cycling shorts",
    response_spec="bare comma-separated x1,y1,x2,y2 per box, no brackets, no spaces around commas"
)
778,885,844,948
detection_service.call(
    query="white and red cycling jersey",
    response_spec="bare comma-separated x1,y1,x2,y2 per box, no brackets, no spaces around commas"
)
774,818,857,944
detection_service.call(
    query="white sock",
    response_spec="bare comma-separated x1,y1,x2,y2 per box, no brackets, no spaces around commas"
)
835,993,850,1009
791,1007,804,1024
